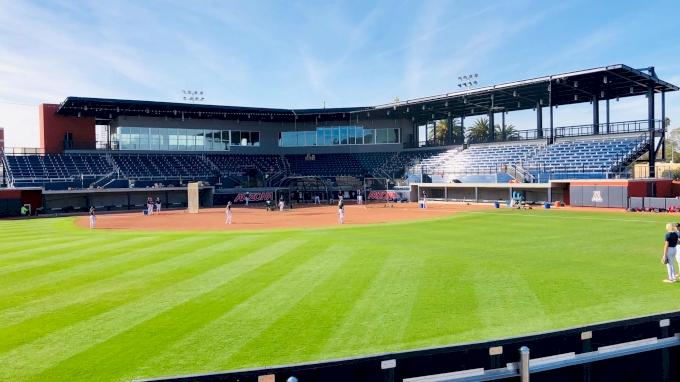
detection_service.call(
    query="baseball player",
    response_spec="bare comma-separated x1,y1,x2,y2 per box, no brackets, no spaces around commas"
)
314,194,320,204
338,199,345,224
357,189,363,205
422,191,428,209
147,197,153,215
245,192,250,207
225,201,232,224
155,197,161,214
89,207,96,229
279,198,285,211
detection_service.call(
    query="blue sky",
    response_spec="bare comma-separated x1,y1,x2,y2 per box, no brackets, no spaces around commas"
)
1,0,679,147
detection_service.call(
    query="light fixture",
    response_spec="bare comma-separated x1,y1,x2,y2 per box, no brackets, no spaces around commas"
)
601,91,605,98
630,86,634,94
574,81,578,88
513,91,517,97
458,74,479,89
574,95,578,101
603,76,607,84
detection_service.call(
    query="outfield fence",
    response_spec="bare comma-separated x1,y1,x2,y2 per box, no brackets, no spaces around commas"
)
134,310,680,382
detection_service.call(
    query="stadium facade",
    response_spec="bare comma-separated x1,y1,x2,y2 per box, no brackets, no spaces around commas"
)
1,64,678,215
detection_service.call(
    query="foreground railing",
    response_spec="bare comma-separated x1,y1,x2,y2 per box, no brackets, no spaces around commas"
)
134,310,680,382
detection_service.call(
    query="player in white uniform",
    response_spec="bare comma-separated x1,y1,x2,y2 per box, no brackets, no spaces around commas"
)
147,197,154,215
357,189,363,205
155,197,161,214
245,192,250,207
314,194,320,204
279,198,285,211
338,200,344,224
422,191,428,209
225,201,232,224
89,207,96,229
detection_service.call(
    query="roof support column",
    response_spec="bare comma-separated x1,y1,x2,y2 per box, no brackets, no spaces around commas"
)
593,95,600,135
662,90,666,161
549,81,553,141
461,114,465,145
488,94,495,142
606,98,610,134
447,114,453,146
412,120,417,148
648,85,656,178
501,111,506,141
536,102,543,138
488,111,495,142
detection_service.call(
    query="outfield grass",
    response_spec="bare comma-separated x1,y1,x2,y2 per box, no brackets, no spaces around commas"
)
1,209,679,381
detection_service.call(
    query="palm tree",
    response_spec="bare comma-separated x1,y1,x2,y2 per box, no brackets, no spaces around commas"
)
466,117,491,143
428,118,463,144
494,123,520,141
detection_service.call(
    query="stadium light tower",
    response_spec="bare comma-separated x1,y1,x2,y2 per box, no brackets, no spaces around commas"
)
458,74,478,90
182,90,205,104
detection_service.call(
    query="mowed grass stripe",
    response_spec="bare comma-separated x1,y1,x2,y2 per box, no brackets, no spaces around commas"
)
0,236,208,309
0,237,103,266
217,247,391,368
0,235,262,332
136,243,352,378
37,240,335,382
0,236,263,354
0,236,82,257
320,252,425,359
0,237,153,275
0,238,305,381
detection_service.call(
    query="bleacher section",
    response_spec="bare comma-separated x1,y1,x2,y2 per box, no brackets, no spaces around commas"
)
111,154,214,180
4,153,113,186
286,154,366,177
207,154,285,176
523,134,648,182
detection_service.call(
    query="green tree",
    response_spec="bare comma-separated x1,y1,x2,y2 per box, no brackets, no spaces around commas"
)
428,118,463,143
466,117,490,142
494,123,520,141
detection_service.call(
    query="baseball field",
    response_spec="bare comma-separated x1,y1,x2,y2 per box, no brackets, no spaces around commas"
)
1,205,679,381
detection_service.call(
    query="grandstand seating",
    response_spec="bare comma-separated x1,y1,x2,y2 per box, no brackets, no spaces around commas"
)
4,153,112,182
207,154,285,176
419,143,542,175
111,154,214,180
286,154,366,177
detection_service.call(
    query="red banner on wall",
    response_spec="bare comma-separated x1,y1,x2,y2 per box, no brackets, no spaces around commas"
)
367,191,396,200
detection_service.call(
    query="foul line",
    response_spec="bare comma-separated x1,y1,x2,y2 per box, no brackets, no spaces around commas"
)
459,211,668,224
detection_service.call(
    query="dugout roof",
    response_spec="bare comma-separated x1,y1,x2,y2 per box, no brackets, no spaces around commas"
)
55,64,678,125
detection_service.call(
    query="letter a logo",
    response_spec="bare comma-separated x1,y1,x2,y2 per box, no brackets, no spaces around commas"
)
592,191,602,202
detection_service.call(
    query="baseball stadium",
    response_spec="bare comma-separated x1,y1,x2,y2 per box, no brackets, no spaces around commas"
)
3,64,680,382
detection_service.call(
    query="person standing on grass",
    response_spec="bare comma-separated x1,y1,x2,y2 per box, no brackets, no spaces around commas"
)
338,199,345,224
673,223,680,279
225,201,232,224
662,223,678,283
89,207,96,229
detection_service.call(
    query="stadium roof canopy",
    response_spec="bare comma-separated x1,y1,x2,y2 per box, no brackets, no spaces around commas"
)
56,64,678,125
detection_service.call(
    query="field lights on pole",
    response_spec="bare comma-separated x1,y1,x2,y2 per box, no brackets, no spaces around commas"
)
458,74,478,90
182,90,205,104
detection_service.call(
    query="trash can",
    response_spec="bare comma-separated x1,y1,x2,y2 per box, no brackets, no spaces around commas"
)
555,201,562,207
143,210,149,215
544,203,550,209
420,203,424,209
494,202,500,208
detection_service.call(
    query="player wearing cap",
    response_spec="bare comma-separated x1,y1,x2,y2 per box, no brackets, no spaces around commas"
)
225,201,232,224
338,200,344,224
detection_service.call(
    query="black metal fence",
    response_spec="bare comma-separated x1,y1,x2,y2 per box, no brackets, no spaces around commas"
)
134,310,680,382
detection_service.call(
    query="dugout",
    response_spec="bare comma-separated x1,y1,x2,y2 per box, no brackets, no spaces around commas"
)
0,188,43,217
40,186,213,214
568,179,673,208
411,182,565,205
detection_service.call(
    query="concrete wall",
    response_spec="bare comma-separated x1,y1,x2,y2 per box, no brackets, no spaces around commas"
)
112,116,412,155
